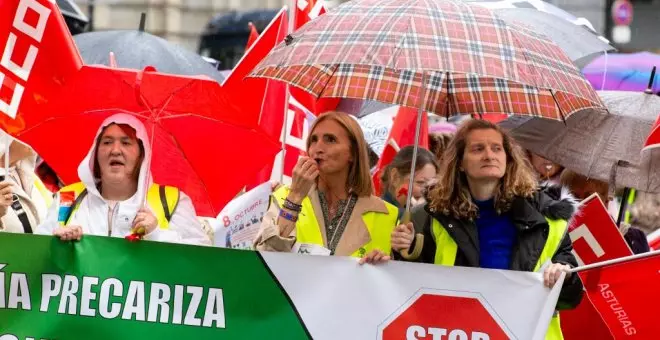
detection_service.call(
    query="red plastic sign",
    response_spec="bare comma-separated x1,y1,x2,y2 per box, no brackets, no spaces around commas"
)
568,194,633,266
380,291,511,340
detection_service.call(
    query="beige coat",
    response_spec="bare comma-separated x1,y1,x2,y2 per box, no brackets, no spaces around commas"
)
254,187,392,256
0,157,51,233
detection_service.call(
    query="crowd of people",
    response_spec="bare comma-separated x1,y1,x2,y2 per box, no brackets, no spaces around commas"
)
1,109,658,339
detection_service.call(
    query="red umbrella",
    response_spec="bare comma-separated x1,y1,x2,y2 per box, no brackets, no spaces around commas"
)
18,65,279,216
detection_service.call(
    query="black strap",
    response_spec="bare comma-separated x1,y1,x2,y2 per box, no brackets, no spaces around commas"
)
159,185,172,222
10,194,32,233
64,189,88,226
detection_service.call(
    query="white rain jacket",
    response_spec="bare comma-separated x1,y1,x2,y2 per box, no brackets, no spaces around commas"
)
36,114,210,246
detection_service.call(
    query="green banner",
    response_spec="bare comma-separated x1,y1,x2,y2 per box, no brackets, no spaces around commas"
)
0,233,310,340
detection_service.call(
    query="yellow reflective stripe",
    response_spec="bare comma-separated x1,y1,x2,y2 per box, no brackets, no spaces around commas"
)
273,186,324,248
431,219,457,266
59,182,179,229
60,182,86,226
431,216,566,340
533,218,568,272
146,184,179,230
357,202,398,257
33,177,53,207
273,186,397,258
546,316,564,340
624,189,636,224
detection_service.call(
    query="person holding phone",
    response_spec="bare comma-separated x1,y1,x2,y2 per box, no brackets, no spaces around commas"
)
254,112,399,263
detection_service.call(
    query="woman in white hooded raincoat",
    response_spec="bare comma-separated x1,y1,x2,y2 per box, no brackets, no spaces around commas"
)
36,114,210,245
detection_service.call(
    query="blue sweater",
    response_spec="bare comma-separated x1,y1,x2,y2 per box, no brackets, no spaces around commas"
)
474,199,517,270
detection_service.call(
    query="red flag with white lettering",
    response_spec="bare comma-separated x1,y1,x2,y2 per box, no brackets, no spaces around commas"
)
578,250,660,338
0,0,82,134
294,0,325,31
224,8,288,130
372,106,428,196
560,194,633,340
267,96,311,185
224,8,289,189
568,194,633,266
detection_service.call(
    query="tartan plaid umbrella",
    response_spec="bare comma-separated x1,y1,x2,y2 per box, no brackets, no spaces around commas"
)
250,0,605,120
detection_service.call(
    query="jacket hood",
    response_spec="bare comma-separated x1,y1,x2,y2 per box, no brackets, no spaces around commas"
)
78,113,152,200
535,182,579,220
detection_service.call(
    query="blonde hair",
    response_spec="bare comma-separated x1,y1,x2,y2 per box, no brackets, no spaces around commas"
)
307,111,373,197
429,133,454,161
428,119,537,220
559,169,609,202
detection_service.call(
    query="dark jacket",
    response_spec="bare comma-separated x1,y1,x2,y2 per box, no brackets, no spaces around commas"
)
402,184,584,310
623,227,650,254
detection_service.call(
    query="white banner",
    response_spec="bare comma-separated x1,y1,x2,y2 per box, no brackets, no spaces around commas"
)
262,253,563,340
211,182,272,249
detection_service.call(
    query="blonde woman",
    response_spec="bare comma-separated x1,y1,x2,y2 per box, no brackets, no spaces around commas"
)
255,112,398,263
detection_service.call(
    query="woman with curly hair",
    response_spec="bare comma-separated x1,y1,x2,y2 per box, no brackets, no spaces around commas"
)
391,119,583,340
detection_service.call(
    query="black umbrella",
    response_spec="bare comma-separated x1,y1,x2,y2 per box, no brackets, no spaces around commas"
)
73,18,225,84
56,0,88,34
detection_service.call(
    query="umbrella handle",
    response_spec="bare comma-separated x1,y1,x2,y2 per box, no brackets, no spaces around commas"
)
645,66,656,94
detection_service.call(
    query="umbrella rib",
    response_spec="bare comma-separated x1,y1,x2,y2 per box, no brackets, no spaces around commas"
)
157,121,216,216
157,113,268,132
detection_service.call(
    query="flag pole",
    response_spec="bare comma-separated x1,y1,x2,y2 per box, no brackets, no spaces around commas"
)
4,134,10,176
279,5,292,183
568,249,660,273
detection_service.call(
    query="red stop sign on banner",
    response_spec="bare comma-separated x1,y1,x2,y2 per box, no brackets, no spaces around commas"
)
379,291,511,340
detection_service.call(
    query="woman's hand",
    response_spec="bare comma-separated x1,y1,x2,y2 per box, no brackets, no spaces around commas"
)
391,222,415,253
132,207,159,235
0,181,13,217
288,157,319,203
543,263,572,288
53,225,83,241
359,249,391,265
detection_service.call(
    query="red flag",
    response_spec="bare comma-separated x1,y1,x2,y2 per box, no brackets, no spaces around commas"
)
0,0,82,134
643,114,660,151
560,194,632,340
372,106,428,196
578,251,660,338
246,22,259,50
224,7,288,131
568,194,633,266
294,0,326,30
224,8,290,188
